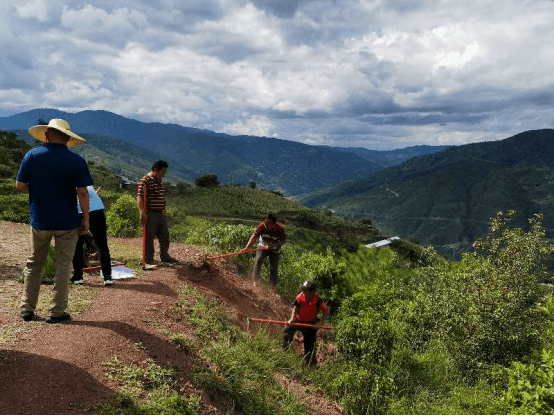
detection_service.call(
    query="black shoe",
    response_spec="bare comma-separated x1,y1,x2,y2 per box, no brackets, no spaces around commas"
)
45,312,71,324
21,311,34,321
161,256,179,264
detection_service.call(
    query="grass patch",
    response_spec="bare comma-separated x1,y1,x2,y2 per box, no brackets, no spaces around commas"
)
0,281,98,345
68,285,99,315
97,356,201,415
170,285,319,414
0,324,26,344
105,237,143,275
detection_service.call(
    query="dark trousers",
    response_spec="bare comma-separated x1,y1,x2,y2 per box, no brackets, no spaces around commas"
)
253,249,280,285
145,211,170,263
282,320,318,366
72,210,112,281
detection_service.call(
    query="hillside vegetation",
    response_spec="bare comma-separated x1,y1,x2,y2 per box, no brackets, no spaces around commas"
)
4,130,554,414
11,129,196,186
301,129,554,258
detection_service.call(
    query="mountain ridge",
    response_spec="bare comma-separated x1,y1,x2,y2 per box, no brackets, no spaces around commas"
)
0,109,381,194
300,129,554,258
0,108,448,195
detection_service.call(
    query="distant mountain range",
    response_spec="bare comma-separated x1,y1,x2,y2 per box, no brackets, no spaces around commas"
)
326,144,451,168
0,108,446,195
300,129,554,258
4,108,551,259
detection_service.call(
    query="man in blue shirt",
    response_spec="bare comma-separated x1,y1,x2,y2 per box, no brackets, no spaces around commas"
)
16,119,93,323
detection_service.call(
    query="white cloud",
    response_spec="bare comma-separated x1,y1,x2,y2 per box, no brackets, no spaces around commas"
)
60,5,148,45
221,114,276,137
14,0,48,22
0,89,35,110
0,0,554,149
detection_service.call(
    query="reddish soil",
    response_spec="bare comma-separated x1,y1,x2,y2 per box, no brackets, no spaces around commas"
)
0,223,341,414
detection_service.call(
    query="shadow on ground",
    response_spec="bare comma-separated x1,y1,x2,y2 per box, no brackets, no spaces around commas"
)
0,350,114,414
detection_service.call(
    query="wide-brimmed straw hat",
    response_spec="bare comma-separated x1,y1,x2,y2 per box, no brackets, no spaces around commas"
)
28,118,86,147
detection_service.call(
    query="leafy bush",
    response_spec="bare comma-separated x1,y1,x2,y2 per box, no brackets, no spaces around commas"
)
172,216,213,246
315,361,394,414
299,249,348,309
204,222,254,271
1,210,30,223
106,194,141,238
417,211,552,379
205,222,252,251
315,212,553,413
499,349,554,415
276,248,348,307
335,307,396,367
195,174,219,188
497,295,554,414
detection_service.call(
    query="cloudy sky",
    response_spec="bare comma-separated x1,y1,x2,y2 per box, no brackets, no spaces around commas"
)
0,0,553,150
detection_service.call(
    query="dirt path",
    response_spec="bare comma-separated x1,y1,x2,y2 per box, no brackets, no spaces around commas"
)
0,222,341,414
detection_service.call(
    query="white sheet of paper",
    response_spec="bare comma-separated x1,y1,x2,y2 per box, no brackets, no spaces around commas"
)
101,265,135,280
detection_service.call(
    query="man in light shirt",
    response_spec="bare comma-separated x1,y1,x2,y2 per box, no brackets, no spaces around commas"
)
71,185,114,286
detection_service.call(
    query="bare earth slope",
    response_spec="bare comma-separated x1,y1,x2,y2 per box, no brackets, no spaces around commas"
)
0,222,340,414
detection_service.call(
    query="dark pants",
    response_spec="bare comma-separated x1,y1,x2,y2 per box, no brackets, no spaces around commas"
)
253,249,280,285
145,210,170,263
72,210,112,281
282,320,318,366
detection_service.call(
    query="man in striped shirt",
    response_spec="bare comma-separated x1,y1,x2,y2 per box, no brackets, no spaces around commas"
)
137,160,178,267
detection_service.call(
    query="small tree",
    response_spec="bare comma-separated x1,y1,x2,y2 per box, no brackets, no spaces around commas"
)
420,211,552,378
176,181,192,194
195,174,219,188
106,194,141,237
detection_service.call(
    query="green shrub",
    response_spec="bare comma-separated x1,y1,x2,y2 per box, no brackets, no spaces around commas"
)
316,361,394,414
335,308,396,367
205,222,252,252
499,350,554,415
417,211,552,379
1,210,30,223
203,222,254,271
195,174,219,188
293,249,348,310
497,295,554,414
106,194,141,238
175,216,213,246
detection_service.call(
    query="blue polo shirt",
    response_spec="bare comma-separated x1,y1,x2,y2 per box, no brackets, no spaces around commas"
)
16,143,93,230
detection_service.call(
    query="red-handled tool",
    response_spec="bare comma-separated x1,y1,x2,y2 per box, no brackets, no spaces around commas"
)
207,247,266,261
141,182,148,268
246,317,333,331
83,261,126,273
